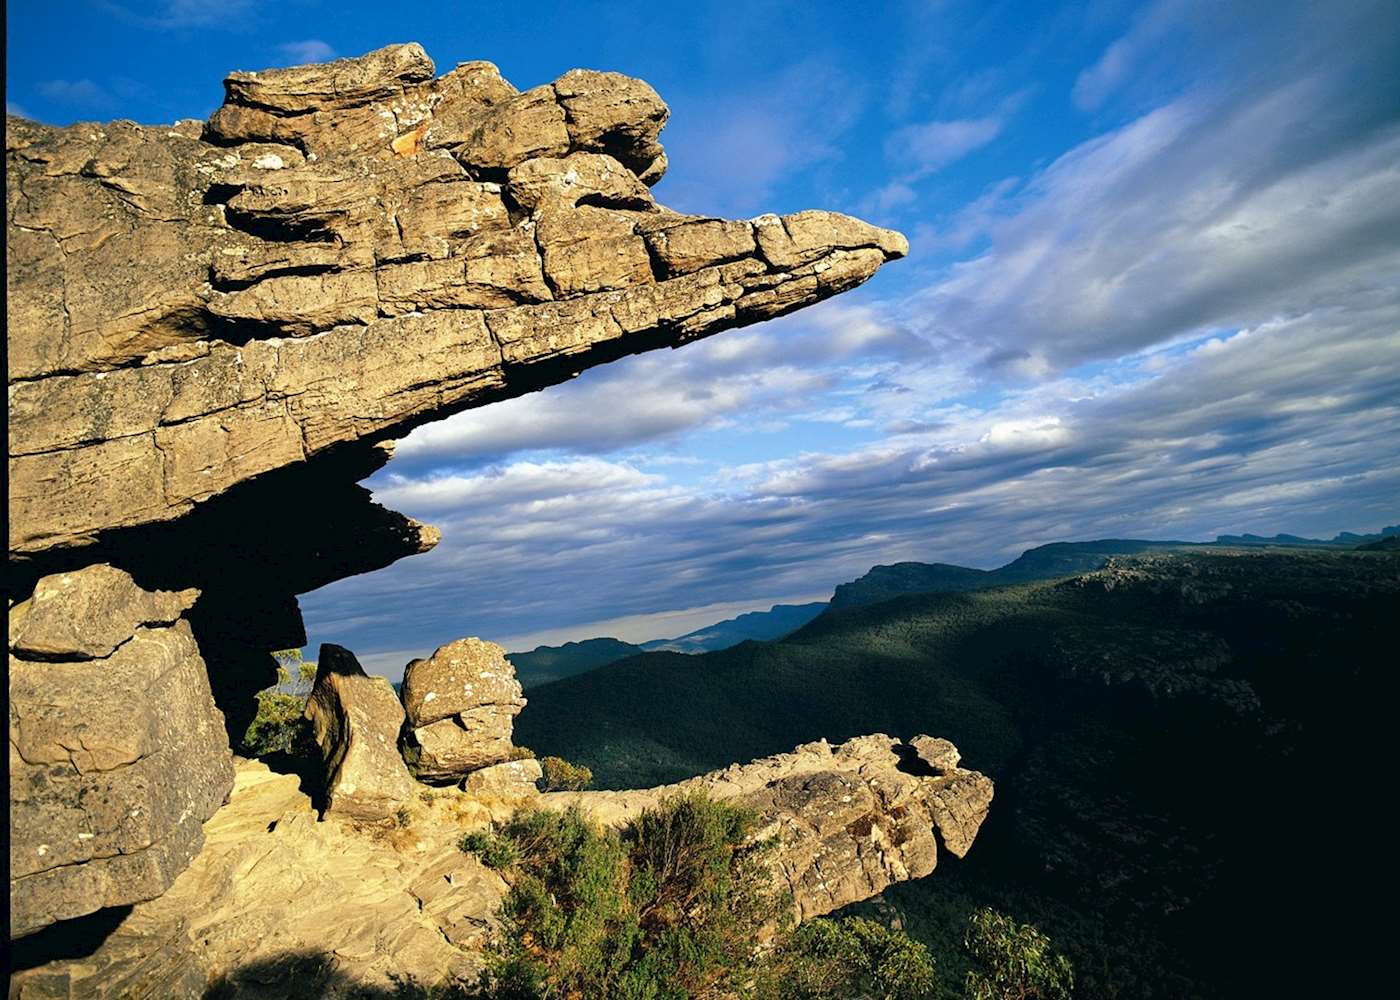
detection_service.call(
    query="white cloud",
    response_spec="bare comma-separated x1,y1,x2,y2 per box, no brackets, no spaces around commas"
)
888,115,1003,176
907,76,1400,369
36,79,110,107
277,40,337,65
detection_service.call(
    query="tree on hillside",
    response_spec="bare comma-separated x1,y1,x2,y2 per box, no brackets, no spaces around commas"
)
964,907,1073,1000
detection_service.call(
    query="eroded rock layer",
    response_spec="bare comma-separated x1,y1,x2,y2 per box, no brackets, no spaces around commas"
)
554,734,994,922
400,637,528,783
5,42,914,948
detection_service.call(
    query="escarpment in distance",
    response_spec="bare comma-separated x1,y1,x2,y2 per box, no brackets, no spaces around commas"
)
7,43,978,985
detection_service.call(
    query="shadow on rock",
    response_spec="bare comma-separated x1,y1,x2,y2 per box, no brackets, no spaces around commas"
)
203,951,476,999
6,905,134,973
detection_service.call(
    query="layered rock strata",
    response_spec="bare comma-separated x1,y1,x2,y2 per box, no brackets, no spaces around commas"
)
8,565,234,937
5,41,908,943
399,637,528,783
7,42,904,560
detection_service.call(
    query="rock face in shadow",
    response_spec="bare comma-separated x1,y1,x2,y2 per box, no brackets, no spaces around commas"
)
304,644,417,821
5,43,906,943
8,565,234,937
400,637,528,783
551,733,993,923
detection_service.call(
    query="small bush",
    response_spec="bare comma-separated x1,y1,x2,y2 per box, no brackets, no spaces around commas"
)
475,794,782,999
506,745,536,761
240,649,319,759
242,691,314,758
465,793,948,1000
395,806,412,829
964,907,1073,1000
538,755,592,791
761,915,939,1000
459,830,522,871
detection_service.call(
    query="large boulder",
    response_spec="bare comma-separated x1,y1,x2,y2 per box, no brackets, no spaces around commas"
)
400,637,528,783
8,565,234,938
304,644,417,821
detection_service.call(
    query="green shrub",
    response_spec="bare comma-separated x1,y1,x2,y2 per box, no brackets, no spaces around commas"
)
760,915,939,1000
538,756,592,791
476,793,785,999
242,691,314,758
964,907,1073,1000
459,831,522,871
240,649,318,758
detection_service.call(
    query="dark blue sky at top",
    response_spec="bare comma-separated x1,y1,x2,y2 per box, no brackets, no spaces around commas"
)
8,2,1400,673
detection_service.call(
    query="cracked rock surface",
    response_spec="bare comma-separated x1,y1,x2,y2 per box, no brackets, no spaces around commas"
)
550,733,994,923
4,42,916,951
7,565,234,938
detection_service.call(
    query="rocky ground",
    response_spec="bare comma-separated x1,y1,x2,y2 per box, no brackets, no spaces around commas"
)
10,734,990,999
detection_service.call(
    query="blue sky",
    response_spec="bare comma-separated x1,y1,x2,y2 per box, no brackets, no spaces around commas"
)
10,1,1399,674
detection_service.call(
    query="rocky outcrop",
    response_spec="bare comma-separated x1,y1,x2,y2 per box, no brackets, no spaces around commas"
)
7,760,514,999
8,565,234,937
304,644,417,821
551,734,994,922
7,42,904,561
5,41,909,945
10,735,990,998
400,637,528,783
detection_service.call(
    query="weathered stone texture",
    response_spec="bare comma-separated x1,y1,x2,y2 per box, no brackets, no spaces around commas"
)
3,41,912,952
9,736,989,998
551,733,993,922
304,643,418,821
8,565,234,937
7,43,905,558
400,637,528,783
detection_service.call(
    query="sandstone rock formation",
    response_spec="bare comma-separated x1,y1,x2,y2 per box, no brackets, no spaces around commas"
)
304,643,417,821
4,41,926,956
554,734,994,923
7,38,906,784
8,565,233,938
400,637,528,783
7,760,515,999
9,733,990,998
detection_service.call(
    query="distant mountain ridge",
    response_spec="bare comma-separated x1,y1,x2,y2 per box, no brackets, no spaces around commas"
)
638,602,827,654
1213,524,1398,547
828,538,1191,610
508,602,826,688
509,527,1397,684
